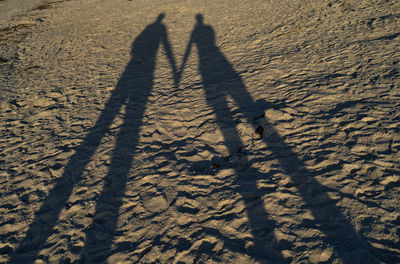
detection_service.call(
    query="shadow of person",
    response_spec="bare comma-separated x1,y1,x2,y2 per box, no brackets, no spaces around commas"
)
180,14,398,263
180,14,285,262
10,13,177,263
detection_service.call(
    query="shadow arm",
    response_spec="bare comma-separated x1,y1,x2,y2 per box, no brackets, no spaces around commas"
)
162,31,179,86
176,33,194,84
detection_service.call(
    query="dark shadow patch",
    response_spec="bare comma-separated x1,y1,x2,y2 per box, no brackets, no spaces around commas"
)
9,13,178,264
177,13,400,263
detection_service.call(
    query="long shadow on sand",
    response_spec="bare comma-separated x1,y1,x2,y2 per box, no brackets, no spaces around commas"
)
10,13,177,263
179,14,398,263
10,13,399,264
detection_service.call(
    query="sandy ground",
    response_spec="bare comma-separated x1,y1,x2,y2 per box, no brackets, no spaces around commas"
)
1,0,400,263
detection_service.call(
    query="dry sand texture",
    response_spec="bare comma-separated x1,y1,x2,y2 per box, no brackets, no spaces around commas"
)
1,0,400,263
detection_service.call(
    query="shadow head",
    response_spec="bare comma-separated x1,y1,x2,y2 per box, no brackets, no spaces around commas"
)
156,13,165,22
196,14,204,24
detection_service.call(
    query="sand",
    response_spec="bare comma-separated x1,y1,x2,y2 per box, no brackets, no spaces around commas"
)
0,0,399,263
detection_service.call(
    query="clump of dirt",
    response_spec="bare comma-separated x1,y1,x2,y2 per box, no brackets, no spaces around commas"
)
0,23,35,43
31,0,71,11
32,2,55,11
0,57,9,63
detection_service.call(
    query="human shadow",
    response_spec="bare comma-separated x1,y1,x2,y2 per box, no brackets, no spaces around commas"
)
180,14,399,263
10,13,177,263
